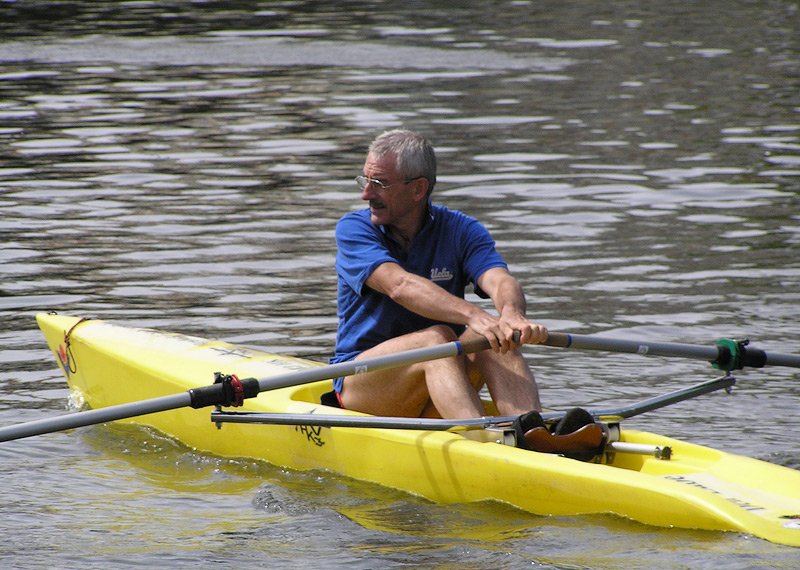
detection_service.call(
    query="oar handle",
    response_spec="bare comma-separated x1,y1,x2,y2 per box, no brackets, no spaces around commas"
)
458,336,492,354
458,331,521,355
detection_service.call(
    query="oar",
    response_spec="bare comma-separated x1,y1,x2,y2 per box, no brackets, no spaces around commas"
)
543,333,800,371
0,336,494,443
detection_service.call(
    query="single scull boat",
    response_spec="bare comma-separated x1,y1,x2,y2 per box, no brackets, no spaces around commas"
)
5,313,800,547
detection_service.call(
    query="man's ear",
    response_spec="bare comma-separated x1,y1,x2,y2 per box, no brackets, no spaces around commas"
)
412,177,430,201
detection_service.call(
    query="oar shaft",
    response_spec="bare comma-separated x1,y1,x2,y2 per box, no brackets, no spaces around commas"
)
254,336,491,393
0,336,492,444
764,352,800,368
545,332,718,360
0,393,191,443
544,332,800,369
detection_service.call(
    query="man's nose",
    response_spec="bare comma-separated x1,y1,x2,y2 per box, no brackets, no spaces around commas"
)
361,183,376,200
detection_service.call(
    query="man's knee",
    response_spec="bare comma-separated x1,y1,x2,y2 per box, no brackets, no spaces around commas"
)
421,324,458,344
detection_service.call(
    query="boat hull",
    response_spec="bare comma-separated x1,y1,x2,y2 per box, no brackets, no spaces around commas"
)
37,313,800,546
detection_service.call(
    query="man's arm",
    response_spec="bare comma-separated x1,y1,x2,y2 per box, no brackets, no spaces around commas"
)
366,261,479,323
366,262,541,351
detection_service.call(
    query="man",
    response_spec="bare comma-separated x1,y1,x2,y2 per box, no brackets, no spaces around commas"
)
327,129,548,422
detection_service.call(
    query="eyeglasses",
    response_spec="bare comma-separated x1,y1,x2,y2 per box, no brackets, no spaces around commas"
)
355,175,422,191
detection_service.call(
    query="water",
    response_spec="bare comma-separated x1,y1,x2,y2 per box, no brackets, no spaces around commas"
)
1,1,799,567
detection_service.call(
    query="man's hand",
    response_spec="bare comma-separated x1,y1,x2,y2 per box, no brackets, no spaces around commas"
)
474,267,548,352
499,309,548,349
465,310,547,354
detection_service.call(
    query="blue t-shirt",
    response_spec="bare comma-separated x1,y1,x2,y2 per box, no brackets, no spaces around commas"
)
331,203,507,390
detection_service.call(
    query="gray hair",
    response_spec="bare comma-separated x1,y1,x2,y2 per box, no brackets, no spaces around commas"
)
368,129,436,193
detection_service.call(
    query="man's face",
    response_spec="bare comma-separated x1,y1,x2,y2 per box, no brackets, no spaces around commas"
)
361,151,419,227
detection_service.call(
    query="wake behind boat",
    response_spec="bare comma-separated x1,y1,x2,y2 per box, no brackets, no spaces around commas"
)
10,313,800,547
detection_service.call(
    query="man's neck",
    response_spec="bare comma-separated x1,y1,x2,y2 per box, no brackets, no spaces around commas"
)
386,202,430,251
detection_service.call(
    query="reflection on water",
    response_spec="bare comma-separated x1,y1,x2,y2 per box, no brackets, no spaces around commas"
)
1,1,799,568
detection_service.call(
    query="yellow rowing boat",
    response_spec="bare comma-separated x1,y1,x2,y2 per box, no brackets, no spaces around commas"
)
34,313,800,546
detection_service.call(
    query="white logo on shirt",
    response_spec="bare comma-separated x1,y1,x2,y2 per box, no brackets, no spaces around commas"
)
430,267,453,282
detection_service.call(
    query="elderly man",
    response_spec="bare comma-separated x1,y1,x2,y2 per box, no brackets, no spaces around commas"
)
326,129,549,426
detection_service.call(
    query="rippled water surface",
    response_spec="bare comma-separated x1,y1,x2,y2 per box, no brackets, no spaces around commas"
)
1,1,799,568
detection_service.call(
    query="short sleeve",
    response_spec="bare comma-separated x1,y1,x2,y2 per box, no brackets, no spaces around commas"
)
335,212,396,296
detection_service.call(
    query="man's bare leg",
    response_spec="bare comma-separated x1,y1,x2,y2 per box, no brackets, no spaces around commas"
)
339,325,485,418
465,336,541,415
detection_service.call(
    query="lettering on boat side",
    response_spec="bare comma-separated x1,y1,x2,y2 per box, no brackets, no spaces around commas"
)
260,357,312,371
141,329,206,347
209,346,260,359
637,345,649,355
781,514,800,530
206,346,314,372
296,424,325,447
665,475,765,512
